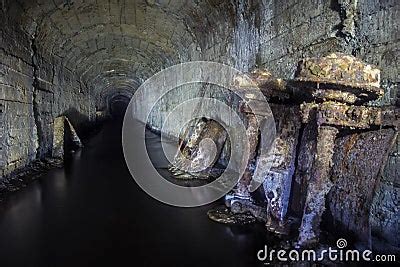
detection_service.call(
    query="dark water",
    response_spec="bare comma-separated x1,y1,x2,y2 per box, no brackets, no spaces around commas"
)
0,120,268,267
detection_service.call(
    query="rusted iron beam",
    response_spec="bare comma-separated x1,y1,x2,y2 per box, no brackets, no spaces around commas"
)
301,102,400,129
293,52,399,248
291,53,383,103
297,125,338,247
328,128,397,249
236,109,260,196
262,105,301,235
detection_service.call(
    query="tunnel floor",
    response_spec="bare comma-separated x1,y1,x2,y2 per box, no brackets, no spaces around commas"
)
0,119,269,267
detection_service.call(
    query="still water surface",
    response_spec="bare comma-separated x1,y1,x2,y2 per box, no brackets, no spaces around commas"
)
0,120,268,267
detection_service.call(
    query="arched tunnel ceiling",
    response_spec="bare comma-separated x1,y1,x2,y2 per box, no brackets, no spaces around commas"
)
9,0,236,98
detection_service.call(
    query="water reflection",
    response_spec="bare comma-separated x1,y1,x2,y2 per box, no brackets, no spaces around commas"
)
0,121,268,267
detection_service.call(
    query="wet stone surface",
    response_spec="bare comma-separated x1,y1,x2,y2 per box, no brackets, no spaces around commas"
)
0,121,270,267
169,119,227,180
293,53,383,103
207,205,257,225
0,158,63,203
328,128,397,248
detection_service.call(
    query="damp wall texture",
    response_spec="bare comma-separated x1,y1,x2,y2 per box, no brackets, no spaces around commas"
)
0,1,94,179
0,0,399,247
152,0,400,249
254,0,400,249
123,0,400,149
225,0,399,250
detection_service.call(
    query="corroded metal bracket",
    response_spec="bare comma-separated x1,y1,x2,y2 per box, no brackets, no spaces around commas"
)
293,53,398,248
301,102,400,129
213,70,299,232
171,53,399,247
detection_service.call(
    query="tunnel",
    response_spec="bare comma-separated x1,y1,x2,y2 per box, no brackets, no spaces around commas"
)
1,0,400,266
109,94,130,118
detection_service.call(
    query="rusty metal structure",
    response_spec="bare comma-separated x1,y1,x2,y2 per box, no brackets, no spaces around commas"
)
171,53,400,249
292,53,398,248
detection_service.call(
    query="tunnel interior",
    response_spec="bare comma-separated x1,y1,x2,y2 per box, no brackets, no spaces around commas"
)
1,0,400,265
109,95,130,119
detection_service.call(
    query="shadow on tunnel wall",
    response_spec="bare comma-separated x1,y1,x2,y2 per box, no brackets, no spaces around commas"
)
108,95,130,120
62,95,130,145
62,108,102,142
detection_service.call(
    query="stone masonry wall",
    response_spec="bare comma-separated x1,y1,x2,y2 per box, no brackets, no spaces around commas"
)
200,0,400,249
253,0,400,249
0,18,38,178
0,1,94,178
1,0,399,248
208,0,399,106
